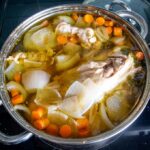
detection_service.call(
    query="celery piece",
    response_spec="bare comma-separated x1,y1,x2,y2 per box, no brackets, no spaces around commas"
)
75,16,90,28
23,59,43,68
63,42,81,55
23,25,56,51
95,26,109,42
53,15,75,26
7,81,27,100
111,36,125,45
56,53,80,71
5,61,23,81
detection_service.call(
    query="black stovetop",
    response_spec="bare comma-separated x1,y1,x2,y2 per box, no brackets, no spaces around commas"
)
0,0,150,150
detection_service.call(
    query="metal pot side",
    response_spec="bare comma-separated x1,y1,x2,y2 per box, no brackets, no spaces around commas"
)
0,4,150,147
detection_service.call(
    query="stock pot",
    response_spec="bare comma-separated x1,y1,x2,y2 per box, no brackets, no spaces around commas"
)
0,4,150,149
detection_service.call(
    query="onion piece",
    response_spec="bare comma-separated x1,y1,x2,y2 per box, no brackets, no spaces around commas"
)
89,103,98,125
89,103,101,135
91,114,101,136
100,103,114,129
48,105,58,112
35,88,61,106
68,117,78,137
48,110,68,125
106,94,130,122
22,70,50,92
65,81,85,97
14,104,31,115
59,96,81,118
60,79,97,118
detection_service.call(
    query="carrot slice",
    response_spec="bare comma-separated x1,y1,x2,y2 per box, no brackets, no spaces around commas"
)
46,123,59,136
10,89,19,97
113,27,122,37
59,124,72,138
57,35,68,45
135,51,144,61
78,128,90,138
41,20,49,27
34,118,49,130
76,118,89,130
13,72,21,82
72,12,79,21
83,14,94,23
96,17,105,26
106,26,113,35
104,20,114,27
11,94,24,105
31,107,46,120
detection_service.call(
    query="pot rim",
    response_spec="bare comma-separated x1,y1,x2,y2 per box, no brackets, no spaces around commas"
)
0,4,150,145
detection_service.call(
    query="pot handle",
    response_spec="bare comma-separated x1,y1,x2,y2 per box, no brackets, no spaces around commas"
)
116,10,148,39
105,0,148,39
105,0,132,11
0,99,32,145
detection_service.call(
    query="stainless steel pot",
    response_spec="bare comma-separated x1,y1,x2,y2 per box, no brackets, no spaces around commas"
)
0,4,150,149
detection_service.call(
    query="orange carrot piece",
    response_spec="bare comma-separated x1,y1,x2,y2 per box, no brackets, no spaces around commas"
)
46,123,59,136
135,51,144,61
13,72,21,82
57,35,68,45
10,89,19,97
11,94,24,105
104,20,114,27
106,26,113,35
59,124,72,138
113,27,122,37
31,107,46,120
78,128,90,138
34,118,49,130
41,20,49,27
72,12,79,21
83,14,94,23
96,17,105,26
76,118,89,130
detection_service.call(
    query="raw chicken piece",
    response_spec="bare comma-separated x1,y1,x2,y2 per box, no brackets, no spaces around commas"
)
59,55,140,118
